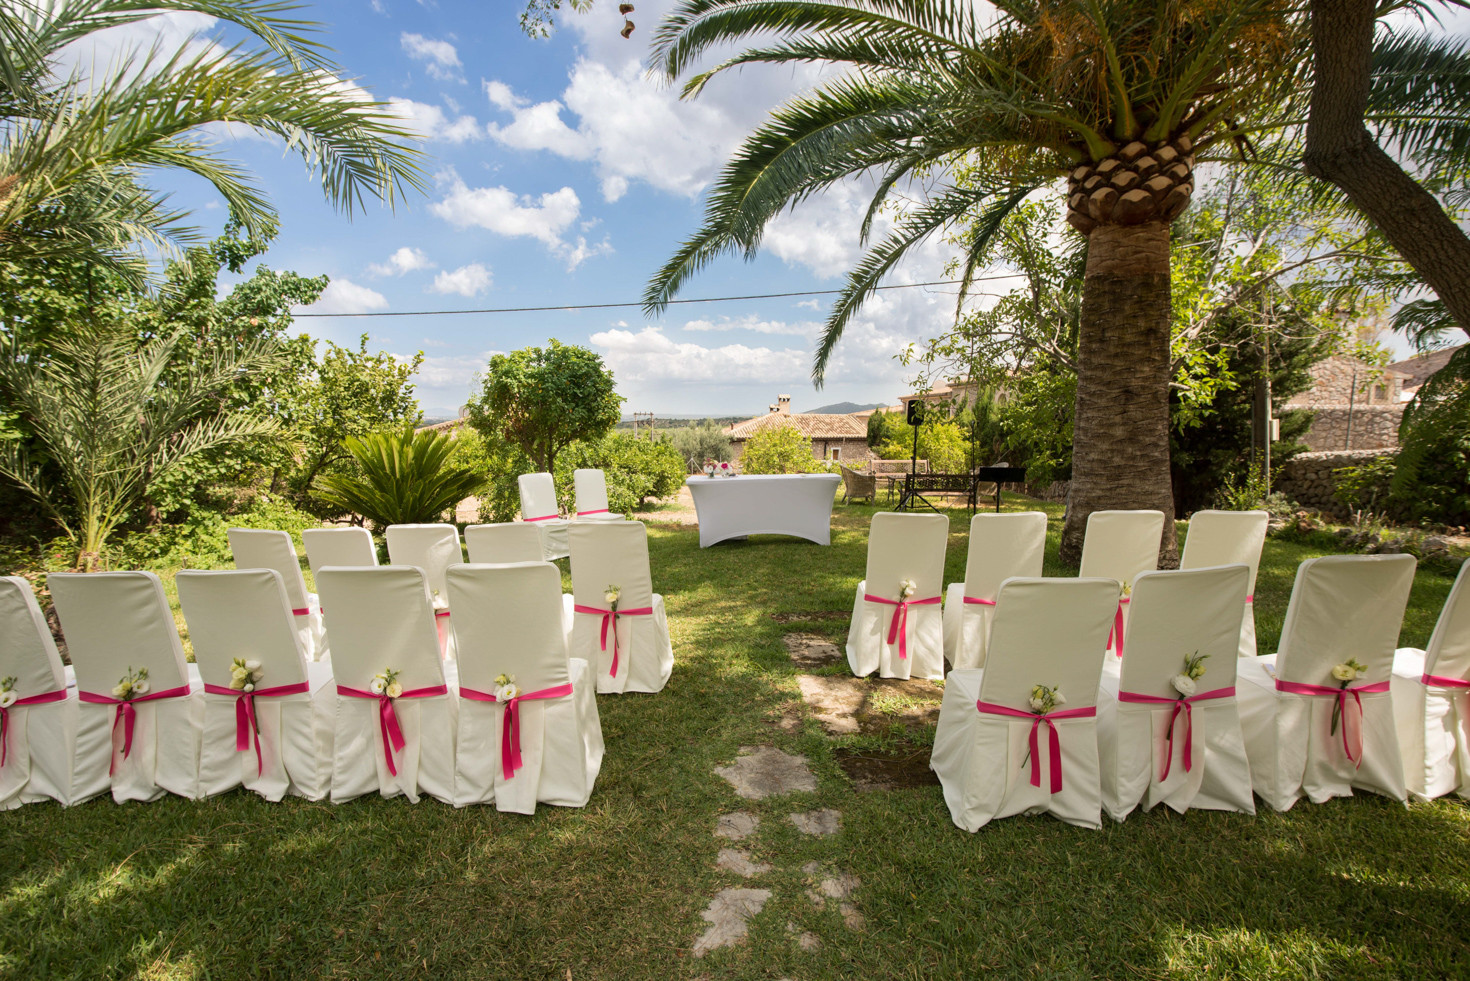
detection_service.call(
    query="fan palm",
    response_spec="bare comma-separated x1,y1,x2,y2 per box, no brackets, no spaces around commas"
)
0,0,424,283
644,0,1311,563
314,426,485,529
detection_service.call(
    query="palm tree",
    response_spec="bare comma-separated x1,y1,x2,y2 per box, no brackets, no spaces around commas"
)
0,0,424,283
314,426,486,529
643,0,1309,563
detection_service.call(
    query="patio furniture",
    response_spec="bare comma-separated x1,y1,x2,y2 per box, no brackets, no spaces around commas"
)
518,472,570,560
568,521,673,694
1390,557,1470,800
685,472,841,547
1180,510,1269,657
942,511,1048,670
847,512,949,681
0,576,76,809
573,468,624,521
839,464,876,505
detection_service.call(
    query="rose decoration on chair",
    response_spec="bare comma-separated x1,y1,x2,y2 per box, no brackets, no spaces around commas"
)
112,666,150,700
1171,652,1209,698
899,578,917,600
1329,658,1368,736
494,673,519,702
229,657,264,694
0,676,16,710
1028,684,1064,714
604,585,620,611
370,668,404,699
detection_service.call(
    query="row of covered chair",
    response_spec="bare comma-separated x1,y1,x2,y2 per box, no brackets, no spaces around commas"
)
516,469,624,561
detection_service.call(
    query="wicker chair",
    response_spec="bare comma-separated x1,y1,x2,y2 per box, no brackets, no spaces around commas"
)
839,464,877,505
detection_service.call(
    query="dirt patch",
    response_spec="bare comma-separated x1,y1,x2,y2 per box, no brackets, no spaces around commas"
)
770,610,849,624
795,673,943,737
783,632,842,668
833,747,940,792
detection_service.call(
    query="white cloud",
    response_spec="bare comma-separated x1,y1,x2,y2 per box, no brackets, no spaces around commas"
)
431,263,492,297
486,95,592,160
300,278,389,315
401,32,462,82
590,327,809,383
430,173,584,253
387,98,482,142
408,352,493,389
681,315,818,337
484,80,523,111
368,246,435,277
560,236,614,271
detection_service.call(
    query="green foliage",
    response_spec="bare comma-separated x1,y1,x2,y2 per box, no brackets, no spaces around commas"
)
739,425,825,475
313,426,484,529
467,341,623,475
866,408,906,449
555,434,687,515
1216,462,1275,512
1333,456,1398,516
878,418,969,473
1393,346,1470,526
667,420,733,471
107,493,320,571
519,0,594,37
996,369,1078,487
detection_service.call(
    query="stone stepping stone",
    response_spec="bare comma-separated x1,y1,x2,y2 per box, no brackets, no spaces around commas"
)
692,888,771,957
802,862,864,932
796,676,862,734
788,809,841,836
714,811,760,841
783,632,843,667
787,922,820,951
716,848,771,879
715,746,816,800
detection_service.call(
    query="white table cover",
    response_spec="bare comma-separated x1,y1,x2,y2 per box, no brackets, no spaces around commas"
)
686,474,840,547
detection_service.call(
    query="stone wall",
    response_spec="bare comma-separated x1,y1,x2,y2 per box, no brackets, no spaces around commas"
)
1276,448,1396,517
1298,404,1404,452
1287,355,1403,407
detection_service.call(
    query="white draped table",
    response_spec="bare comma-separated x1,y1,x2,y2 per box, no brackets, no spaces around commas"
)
686,473,841,548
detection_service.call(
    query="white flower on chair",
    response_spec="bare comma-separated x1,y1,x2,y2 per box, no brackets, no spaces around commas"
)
371,668,403,698
0,676,17,709
1171,651,1209,697
604,585,621,608
899,578,917,599
369,677,387,695
494,673,519,701
1331,659,1365,683
230,657,264,691
1171,674,1197,697
1028,684,1061,715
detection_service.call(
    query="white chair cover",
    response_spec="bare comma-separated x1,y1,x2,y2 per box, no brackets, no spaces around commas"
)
0,577,77,809
1180,510,1268,657
386,524,463,661
847,512,949,680
519,472,569,560
49,571,203,803
942,512,1047,670
316,567,457,803
1078,509,1164,658
932,577,1119,831
573,468,623,521
1391,558,1470,800
229,528,325,661
1097,565,1254,820
302,527,378,579
1237,554,1416,811
177,569,334,801
568,521,673,694
447,562,603,812
465,523,546,564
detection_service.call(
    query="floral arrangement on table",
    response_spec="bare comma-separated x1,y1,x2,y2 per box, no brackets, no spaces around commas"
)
369,667,404,699
1329,658,1368,734
229,658,263,693
703,457,717,477
605,584,620,611
111,666,150,701
0,675,17,709
899,578,917,599
1171,652,1209,697
494,672,519,702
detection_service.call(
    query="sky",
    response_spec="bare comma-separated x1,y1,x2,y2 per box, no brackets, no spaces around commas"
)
76,2,1470,419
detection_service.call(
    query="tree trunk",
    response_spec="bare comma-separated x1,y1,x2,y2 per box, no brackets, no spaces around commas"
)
1304,0,1470,337
1061,222,1179,568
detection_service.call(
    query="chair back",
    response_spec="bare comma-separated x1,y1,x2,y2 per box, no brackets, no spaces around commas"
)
386,523,462,599
48,571,189,695
0,576,66,696
1118,565,1250,698
302,527,377,581
1078,509,1165,585
315,567,445,691
864,512,949,601
573,469,612,515
980,578,1119,710
569,521,654,611
465,523,546,564
961,511,1047,601
518,472,560,521
447,562,570,694
1180,510,1268,595
1275,554,1417,685
177,569,309,689
228,528,311,610
1417,558,1470,682
840,465,875,501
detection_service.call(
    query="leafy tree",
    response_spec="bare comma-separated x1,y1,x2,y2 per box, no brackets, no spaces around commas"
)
877,417,968,473
519,0,594,37
739,425,825,474
0,0,424,283
467,341,623,475
0,322,281,568
556,434,688,514
669,419,734,471
866,408,906,450
313,426,484,529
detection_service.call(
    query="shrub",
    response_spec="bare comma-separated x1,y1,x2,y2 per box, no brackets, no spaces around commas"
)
668,420,733,471
740,425,824,474
555,433,687,514
108,493,321,570
314,425,484,529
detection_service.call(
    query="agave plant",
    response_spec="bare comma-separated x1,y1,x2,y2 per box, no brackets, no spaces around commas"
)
314,426,485,528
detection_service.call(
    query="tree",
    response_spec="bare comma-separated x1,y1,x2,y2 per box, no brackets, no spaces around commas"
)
0,0,424,283
313,426,483,529
669,419,734,471
643,0,1306,565
0,322,281,568
739,425,824,474
467,341,623,476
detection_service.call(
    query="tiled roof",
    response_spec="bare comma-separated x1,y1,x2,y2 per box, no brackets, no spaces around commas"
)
726,412,868,439
415,418,465,434
1388,343,1465,391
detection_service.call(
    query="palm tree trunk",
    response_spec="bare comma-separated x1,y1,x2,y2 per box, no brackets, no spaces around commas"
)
1061,223,1179,567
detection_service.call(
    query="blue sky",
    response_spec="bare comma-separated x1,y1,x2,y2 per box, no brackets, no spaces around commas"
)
80,2,1470,418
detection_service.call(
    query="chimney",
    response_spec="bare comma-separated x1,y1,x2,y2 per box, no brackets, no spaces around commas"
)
777,394,791,415
769,403,779,414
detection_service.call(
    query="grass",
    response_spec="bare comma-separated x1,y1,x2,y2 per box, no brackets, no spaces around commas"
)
2,496,1468,979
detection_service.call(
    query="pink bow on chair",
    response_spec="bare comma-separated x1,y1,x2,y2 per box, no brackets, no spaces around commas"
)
79,685,193,773
863,593,941,660
1116,687,1235,781
460,683,574,779
0,688,67,768
1108,596,1130,658
336,683,448,776
974,700,1096,793
1274,678,1389,766
203,682,310,776
573,604,653,677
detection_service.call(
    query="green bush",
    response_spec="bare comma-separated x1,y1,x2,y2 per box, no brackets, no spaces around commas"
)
313,425,484,529
108,493,321,570
739,425,827,474
555,433,687,514
877,418,969,472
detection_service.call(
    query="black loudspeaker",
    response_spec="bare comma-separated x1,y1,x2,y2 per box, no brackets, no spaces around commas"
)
905,398,925,426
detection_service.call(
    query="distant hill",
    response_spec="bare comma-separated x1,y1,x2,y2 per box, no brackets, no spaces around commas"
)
802,401,886,414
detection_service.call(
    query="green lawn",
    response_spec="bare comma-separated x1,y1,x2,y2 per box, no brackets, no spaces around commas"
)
3,498,1467,980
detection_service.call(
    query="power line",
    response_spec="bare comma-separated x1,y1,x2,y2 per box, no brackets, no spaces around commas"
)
291,275,1025,319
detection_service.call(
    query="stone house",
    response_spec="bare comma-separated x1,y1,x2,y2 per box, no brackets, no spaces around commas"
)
725,395,873,464
1284,355,1409,451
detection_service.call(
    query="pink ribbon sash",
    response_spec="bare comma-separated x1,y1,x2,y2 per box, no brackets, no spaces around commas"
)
962,597,996,607
1421,674,1470,689
974,701,1096,793
524,514,559,522
0,688,68,768
1274,678,1389,766
1117,687,1235,781
434,609,451,654
576,508,609,517
336,684,449,776
573,604,654,677
460,683,575,780
203,682,311,776
864,594,941,660
79,685,193,772
1109,596,1131,658
291,607,312,617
